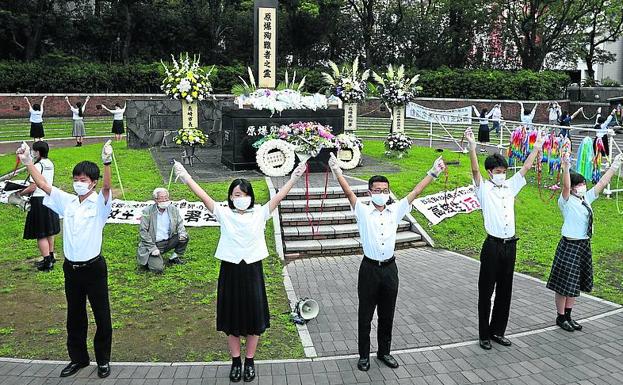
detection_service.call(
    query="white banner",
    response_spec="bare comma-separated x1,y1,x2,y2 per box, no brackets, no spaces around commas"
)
412,185,480,225
406,103,473,124
108,199,219,226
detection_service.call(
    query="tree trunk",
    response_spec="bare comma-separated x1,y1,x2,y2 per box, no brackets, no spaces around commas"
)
24,0,51,61
585,55,595,82
121,2,132,65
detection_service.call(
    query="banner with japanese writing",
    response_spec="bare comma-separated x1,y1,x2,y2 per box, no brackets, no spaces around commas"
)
406,103,473,124
412,185,480,225
107,199,219,227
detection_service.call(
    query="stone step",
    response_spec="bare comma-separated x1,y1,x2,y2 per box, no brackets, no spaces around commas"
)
280,210,358,226
282,185,369,200
283,231,423,254
279,197,370,213
282,220,411,240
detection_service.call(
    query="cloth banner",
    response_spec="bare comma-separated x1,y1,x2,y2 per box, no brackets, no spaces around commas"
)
108,199,219,226
412,185,480,225
406,103,473,125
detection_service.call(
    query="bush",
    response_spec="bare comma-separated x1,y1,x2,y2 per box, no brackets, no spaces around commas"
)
0,60,569,100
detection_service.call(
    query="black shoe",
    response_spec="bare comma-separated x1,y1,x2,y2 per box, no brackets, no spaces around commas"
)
60,361,89,377
557,318,575,332
357,357,370,371
37,255,54,272
491,334,512,346
97,363,110,378
229,364,242,382
568,318,583,331
243,364,255,382
479,339,492,350
167,257,186,265
378,354,399,368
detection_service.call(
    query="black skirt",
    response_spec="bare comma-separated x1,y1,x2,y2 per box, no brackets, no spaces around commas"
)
478,124,490,143
23,197,60,240
112,120,125,134
546,237,593,297
30,122,44,138
216,260,270,337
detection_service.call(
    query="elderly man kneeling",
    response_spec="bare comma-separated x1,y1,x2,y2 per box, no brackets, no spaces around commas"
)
137,188,188,273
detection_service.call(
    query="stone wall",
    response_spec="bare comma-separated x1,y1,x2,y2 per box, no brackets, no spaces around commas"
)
567,86,623,103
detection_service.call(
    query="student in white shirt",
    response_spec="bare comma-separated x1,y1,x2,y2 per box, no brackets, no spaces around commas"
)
102,102,126,141
328,152,446,372
17,141,60,271
465,127,545,350
16,140,114,379
472,105,494,146
65,96,90,147
547,102,561,126
490,104,502,135
593,108,616,157
519,101,539,130
24,96,46,141
547,152,621,332
173,160,307,383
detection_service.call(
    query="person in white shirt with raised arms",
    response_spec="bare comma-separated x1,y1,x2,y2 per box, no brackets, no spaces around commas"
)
101,102,126,141
173,159,307,383
16,140,115,379
24,96,46,141
328,152,445,372
65,95,90,147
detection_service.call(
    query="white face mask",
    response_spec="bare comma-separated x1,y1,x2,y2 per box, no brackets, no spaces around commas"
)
490,173,506,186
157,201,171,209
574,185,587,198
370,193,390,207
73,181,92,196
233,196,251,211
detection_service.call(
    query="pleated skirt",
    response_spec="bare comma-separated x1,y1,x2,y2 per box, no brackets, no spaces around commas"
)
546,237,593,297
216,260,270,337
23,197,60,239
112,120,125,134
72,120,86,137
30,122,44,138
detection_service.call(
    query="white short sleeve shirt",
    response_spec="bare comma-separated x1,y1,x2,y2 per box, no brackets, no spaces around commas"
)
474,173,526,238
354,198,411,261
28,159,54,198
29,109,43,123
112,108,125,121
558,188,598,239
70,107,83,120
43,187,112,261
213,203,271,264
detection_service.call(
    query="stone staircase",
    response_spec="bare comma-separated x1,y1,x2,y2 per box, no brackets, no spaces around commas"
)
268,176,429,261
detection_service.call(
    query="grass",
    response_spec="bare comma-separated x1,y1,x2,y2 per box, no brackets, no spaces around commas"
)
357,141,623,305
0,117,113,142
0,142,303,361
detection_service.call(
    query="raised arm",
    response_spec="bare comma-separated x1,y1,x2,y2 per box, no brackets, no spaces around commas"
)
529,103,538,118
64,96,73,108
519,131,545,177
486,109,494,119
16,143,51,195
101,104,113,113
594,154,622,195
101,140,113,203
464,127,481,186
82,96,90,111
570,107,583,120
173,160,215,213
40,95,46,111
23,96,32,110
518,101,525,116
269,162,306,212
406,157,445,204
561,153,571,201
328,153,357,208
472,105,480,116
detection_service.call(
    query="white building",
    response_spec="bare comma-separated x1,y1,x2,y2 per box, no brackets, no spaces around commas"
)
576,37,623,84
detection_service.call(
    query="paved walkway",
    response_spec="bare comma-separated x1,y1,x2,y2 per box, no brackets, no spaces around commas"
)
2,248,622,384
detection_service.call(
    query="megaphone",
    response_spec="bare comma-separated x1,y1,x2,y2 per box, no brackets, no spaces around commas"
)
294,298,319,322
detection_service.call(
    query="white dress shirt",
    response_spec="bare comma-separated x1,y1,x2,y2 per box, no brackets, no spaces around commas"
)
29,109,43,123
112,108,125,121
548,107,561,121
155,209,171,242
596,115,613,138
213,203,271,264
43,187,112,261
28,159,54,198
559,188,597,239
474,173,526,239
354,198,411,261
70,107,83,120
490,108,502,122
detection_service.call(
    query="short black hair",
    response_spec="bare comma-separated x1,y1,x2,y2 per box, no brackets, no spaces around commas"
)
570,172,586,188
32,103,41,111
368,175,390,190
596,116,606,125
227,178,255,209
480,108,488,118
32,141,49,158
72,161,100,181
114,103,121,108
484,153,508,171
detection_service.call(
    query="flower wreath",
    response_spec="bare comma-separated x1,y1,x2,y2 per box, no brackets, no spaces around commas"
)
256,139,296,177
336,146,361,170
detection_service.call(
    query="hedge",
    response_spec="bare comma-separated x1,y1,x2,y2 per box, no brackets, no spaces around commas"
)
0,61,569,100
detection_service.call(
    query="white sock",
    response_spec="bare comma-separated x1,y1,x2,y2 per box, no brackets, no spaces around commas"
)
169,252,178,260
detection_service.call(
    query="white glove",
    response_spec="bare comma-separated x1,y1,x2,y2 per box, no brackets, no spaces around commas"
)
102,140,113,164
534,131,545,151
427,156,446,179
151,249,161,256
464,128,477,152
328,153,343,178
562,152,571,167
179,234,187,241
173,160,192,184
290,161,307,181
611,154,622,172
16,142,33,165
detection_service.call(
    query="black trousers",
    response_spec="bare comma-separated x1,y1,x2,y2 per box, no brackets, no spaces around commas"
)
478,236,517,340
358,258,399,358
63,256,112,365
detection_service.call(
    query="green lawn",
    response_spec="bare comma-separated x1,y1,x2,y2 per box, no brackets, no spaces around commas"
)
356,141,623,305
0,118,113,142
0,142,303,361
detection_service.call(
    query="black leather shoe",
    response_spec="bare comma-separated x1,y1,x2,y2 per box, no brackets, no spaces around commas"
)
479,339,492,350
60,361,89,377
97,363,110,378
229,364,242,382
243,364,255,382
357,357,370,371
491,334,512,346
557,318,575,332
378,354,399,368
167,257,186,265
568,318,583,331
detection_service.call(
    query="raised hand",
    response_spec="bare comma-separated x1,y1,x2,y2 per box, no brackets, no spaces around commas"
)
16,142,33,165
172,160,191,184
534,131,546,150
290,161,307,181
101,140,113,164
465,128,476,152
611,154,622,172
427,156,446,179
328,152,343,178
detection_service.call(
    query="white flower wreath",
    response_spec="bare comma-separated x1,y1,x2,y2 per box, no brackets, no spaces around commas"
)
256,139,296,177
336,146,361,170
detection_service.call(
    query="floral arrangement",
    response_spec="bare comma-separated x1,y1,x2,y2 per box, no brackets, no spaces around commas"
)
372,64,421,107
384,132,413,157
254,121,339,157
256,139,296,177
336,133,364,150
335,133,363,170
321,57,370,104
173,128,208,146
161,53,214,103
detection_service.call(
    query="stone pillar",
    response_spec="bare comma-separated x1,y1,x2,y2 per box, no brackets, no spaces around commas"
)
344,103,358,132
254,0,278,89
392,105,405,133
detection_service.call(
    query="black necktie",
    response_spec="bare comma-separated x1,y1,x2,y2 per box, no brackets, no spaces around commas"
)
580,199,593,238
